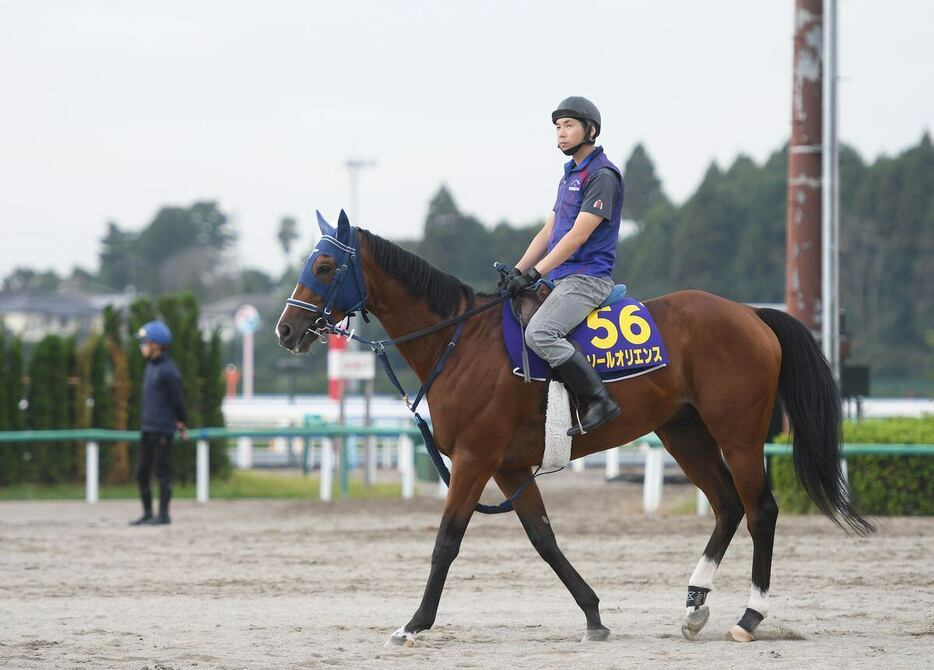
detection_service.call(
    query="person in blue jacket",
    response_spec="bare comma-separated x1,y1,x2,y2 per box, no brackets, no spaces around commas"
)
130,320,188,526
506,96,624,436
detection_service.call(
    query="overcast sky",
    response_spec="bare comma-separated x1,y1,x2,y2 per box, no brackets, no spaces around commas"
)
1,1,931,283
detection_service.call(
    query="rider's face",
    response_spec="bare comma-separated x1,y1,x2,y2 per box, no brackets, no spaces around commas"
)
139,341,159,359
555,117,586,151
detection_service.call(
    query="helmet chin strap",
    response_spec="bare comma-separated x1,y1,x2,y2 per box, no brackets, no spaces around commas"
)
558,121,596,156
560,141,588,156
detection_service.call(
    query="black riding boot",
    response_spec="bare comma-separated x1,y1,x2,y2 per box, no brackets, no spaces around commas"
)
155,480,172,525
555,351,621,436
130,492,153,526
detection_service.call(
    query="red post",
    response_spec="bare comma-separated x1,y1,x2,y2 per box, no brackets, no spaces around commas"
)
786,0,823,330
327,334,347,401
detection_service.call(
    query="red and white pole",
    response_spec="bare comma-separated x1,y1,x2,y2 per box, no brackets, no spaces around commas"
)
327,334,347,401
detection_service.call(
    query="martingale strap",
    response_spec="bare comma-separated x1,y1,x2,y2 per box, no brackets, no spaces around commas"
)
337,296,537,514
285,237,540,514
367,306,554,515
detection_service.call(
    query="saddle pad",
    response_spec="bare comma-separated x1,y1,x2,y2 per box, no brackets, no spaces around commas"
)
502,296,670,382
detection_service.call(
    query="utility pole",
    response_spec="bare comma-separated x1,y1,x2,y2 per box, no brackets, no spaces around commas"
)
821,0,841,383
345,158,377,227
786,0,823,333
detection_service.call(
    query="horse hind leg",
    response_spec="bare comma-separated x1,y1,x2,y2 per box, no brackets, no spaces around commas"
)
494,468,610,643
720,445,778,642
656,415,744,640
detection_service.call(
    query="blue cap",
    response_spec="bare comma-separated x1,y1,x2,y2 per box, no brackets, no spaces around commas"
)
136,320,172,345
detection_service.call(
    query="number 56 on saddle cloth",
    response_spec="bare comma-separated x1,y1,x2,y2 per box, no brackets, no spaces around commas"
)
501,288,670,383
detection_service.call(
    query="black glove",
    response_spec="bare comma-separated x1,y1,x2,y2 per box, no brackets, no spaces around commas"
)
497,267,521,291
505,268,542,298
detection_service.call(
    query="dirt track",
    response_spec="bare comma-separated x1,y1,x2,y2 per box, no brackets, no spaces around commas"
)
2,471,933,669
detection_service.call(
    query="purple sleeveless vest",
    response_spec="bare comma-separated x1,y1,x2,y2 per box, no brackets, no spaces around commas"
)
547,146,624,280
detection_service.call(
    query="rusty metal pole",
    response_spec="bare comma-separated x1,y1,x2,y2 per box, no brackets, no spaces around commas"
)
786,0,823,331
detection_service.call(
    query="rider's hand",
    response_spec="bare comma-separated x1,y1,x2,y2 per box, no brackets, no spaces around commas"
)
498,267,521,291
505,268,542,298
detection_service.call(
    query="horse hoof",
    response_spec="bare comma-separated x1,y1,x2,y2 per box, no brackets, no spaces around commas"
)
581,626,610,642
681,605,710,640
727,624,756,643
384,627,416,648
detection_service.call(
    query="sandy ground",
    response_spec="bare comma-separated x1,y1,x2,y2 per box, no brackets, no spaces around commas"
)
1,471,933,670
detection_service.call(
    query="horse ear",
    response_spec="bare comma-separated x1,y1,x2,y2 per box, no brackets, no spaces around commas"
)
337,209,350,242
315,210,335,236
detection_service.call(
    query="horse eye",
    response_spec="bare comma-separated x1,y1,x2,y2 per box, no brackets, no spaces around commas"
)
316,265,332,275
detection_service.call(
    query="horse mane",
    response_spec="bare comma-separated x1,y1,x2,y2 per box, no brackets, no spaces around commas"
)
358,229,474,318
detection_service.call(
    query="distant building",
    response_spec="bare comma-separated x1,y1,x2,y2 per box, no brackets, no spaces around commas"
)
0,292,133,342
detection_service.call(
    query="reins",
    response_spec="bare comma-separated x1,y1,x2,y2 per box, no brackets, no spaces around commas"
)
285,237,552,514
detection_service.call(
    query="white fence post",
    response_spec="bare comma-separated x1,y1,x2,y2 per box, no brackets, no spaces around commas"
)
196,439,210,503
320,438,334,502
642,444,663,514
571,456,585,473
236,436,253,469
381,438,394,470
605,447,620,480
365,435,377,485
85,441,99,503
696,488,710,516
399,434,415,500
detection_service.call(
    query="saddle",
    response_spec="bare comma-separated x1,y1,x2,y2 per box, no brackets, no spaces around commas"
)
502,280,669,383
513,281,630,329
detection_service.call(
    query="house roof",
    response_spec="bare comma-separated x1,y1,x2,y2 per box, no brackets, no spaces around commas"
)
0,291,134,318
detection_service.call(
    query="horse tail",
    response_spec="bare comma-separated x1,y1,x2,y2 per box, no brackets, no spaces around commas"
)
755,308,874,536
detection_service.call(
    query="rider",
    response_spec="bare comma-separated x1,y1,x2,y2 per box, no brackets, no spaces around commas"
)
506,96,624,436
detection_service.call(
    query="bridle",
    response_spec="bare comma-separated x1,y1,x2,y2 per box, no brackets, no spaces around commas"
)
279,224,546,514
284,226,370,344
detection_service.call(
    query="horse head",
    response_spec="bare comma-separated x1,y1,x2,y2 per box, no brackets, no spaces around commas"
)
276,209,367,353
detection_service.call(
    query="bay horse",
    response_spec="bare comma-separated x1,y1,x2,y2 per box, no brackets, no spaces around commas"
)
275,211,871,646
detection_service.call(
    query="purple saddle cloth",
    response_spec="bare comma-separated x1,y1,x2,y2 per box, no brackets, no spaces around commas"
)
502,294,670,382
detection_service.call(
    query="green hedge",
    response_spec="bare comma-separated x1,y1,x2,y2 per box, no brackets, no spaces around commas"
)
770,416,934,516
0,293,230,486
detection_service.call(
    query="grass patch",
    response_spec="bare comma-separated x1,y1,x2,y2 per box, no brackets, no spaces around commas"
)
0,469,401,501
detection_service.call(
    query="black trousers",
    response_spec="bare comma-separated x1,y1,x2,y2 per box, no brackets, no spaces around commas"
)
136,432,173,515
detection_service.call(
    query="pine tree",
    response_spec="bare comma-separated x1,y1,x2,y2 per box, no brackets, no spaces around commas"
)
202,330,230,479
620,144,670,222
27,336,76,483
103,305,131,482
418,186,490,285
0,332,9,482
0,338,26,484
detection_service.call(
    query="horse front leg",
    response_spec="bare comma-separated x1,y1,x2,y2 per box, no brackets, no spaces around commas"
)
385,456,494,648
494,467,609,642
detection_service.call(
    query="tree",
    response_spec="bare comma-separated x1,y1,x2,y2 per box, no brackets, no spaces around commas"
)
277,216,299,258
131,201,237,294
26,335,77,483
669,163,743,295
201,329,230,479
98,221,139,291
0,334,26,484
239,269,275,294
620,144,670,222
2,267,61,292
418,186,490,286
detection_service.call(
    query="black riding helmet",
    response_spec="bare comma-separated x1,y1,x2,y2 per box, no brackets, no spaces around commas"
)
552,96,601,156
